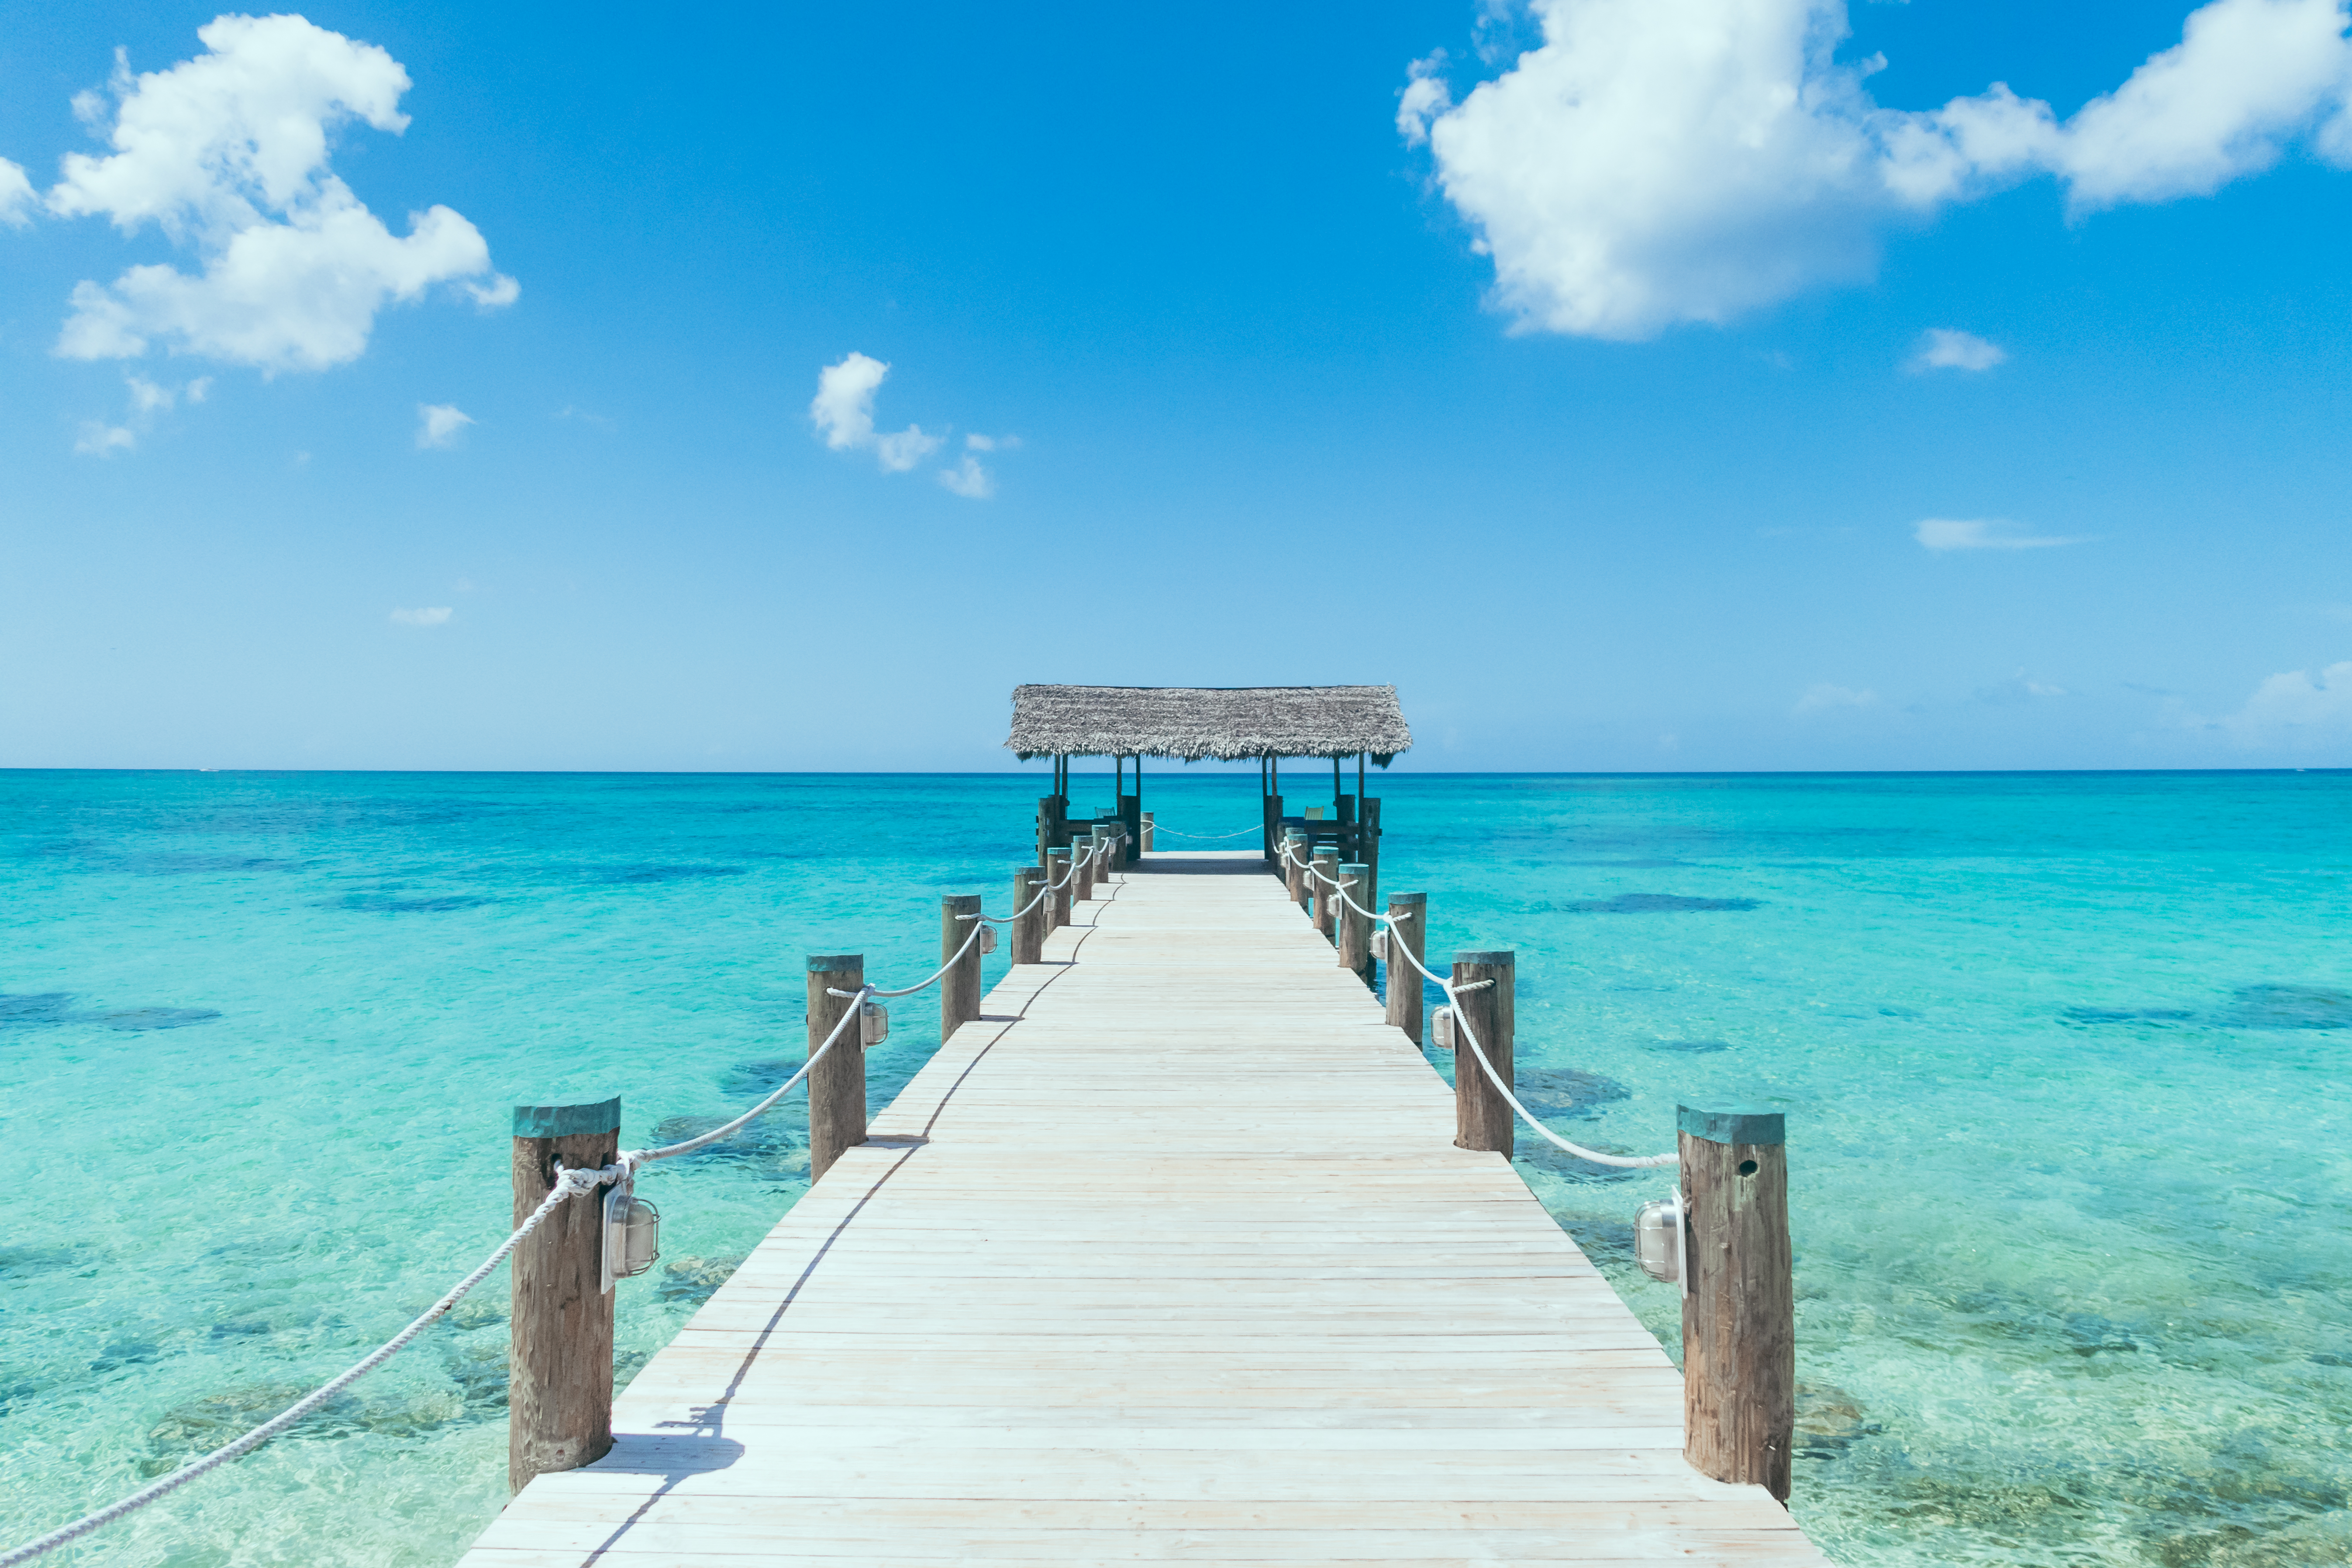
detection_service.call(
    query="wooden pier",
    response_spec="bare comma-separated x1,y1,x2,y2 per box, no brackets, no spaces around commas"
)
459,849,1825,1567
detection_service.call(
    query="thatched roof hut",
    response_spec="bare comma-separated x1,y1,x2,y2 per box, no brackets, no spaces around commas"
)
1006,685,1412,763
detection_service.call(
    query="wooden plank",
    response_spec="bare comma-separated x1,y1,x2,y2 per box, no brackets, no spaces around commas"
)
456,856,1826,1568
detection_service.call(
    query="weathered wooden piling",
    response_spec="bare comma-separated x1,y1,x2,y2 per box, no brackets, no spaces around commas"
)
941,894,982,1040
806,955,866,1181
1011,865,1045,965
1283,829,1308,906
1451,951,1515,1154
1075,831,1097,903
1385,891,1426,1043
1680,1105,1795,1503
1035,794,1066,874
1142,811,1155,852
1336,861,1372,978
1310,848,1339,940
1047,846,1073,928
508,1096,617,1494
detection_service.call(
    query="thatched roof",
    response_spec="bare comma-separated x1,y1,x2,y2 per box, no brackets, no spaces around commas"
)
1007,685,1413,763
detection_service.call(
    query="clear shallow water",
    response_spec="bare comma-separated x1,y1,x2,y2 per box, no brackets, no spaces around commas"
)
3,769,2347,1568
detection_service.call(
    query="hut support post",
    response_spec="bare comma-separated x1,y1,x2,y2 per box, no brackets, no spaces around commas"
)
807,955,866,1181
509,1096,618,1495
1012,866,1045,965
1384,892,1426,1043
1680,1106,1794,1503
1452,952,1515,1154
941,894,982,1040
1142,812,1155,853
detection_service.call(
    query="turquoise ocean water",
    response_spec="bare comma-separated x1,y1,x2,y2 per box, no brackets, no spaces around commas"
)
3,769,2347,1567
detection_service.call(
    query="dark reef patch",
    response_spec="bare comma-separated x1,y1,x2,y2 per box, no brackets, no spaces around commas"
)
0,992,219,1031
1568,857,1694,869
1551,893,1763,914
2063,982,2352,1032
581,864,744,885
97,1006,222,1030
2214,983,2352,1030
1515,1066,1630,1120
1646,1037,1734,1054
327,892,499,913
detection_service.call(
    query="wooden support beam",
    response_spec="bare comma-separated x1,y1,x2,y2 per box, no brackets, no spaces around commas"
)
941,894,982,1040
1011,865,1044,965
1141,811,1155,853
806,955,866,1181
1680,1106,1795,1503
508,1097,617,1495
1451,951,1514,1155
1336,862,1372,980
1310,847,1339,941
1385,891,1426,1044
1282,828,1307,907
1047,846,1073,928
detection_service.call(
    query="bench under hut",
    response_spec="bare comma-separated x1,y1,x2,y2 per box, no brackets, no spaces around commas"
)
1005,683,1413,871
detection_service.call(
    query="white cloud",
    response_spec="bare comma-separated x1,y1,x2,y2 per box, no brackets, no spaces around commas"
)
389,606,452,627
1910,327,2006,371
0,158,33,226
2214,659,2352,745
416,403,473,449
1406,0,2352,339
74,421,137,457
810,352,942,472
938,453,993,498
43,15,516,372
185,376,212,403
1794,682,1880,713
127,376,175,414
1914,517,2086,551
1976,670,2068,703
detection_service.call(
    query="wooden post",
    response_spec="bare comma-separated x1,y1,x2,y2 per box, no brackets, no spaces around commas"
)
1011,866,1044,965
1262,791,1283,864
1077,828,1099,902
1451,951,1514,1154
1384,892,1426,1044
1336,862,1373,980
1047,847,1073,928
1359,796,1381,906
509,1096,617,1494
1283,829,1308,907
941,894,982,1040
1036,794,1066,874
1120,794,1141,866
1680,1106,1794,1503
806,955,866,1181
1310,848,1339,941
1142,811,1155,853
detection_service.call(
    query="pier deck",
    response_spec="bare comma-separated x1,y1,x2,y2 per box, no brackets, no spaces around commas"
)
460,851,1825,1566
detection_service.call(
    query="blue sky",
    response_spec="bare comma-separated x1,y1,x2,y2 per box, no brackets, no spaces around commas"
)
3,0,2349,772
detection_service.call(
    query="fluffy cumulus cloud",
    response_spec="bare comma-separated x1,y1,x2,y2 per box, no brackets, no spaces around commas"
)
70,371,211,455
34,15,515,372
810,355,1013,498
1910,328,2006,371
415,403,473,449
1402,0,2352,338
810,352,941,472
2215,660,2352,745
1914,517,2084,551
0,158,33,225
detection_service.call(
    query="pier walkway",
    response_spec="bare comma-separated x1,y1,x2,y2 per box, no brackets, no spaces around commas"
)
459,851,1824,1567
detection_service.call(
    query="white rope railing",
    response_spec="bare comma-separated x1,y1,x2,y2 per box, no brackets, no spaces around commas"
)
1148,823,1262,839
0,1161,621,1568
1279,843,1675,1169
1043,838,1101,891
627,989,866,1166
961,883,1052,924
